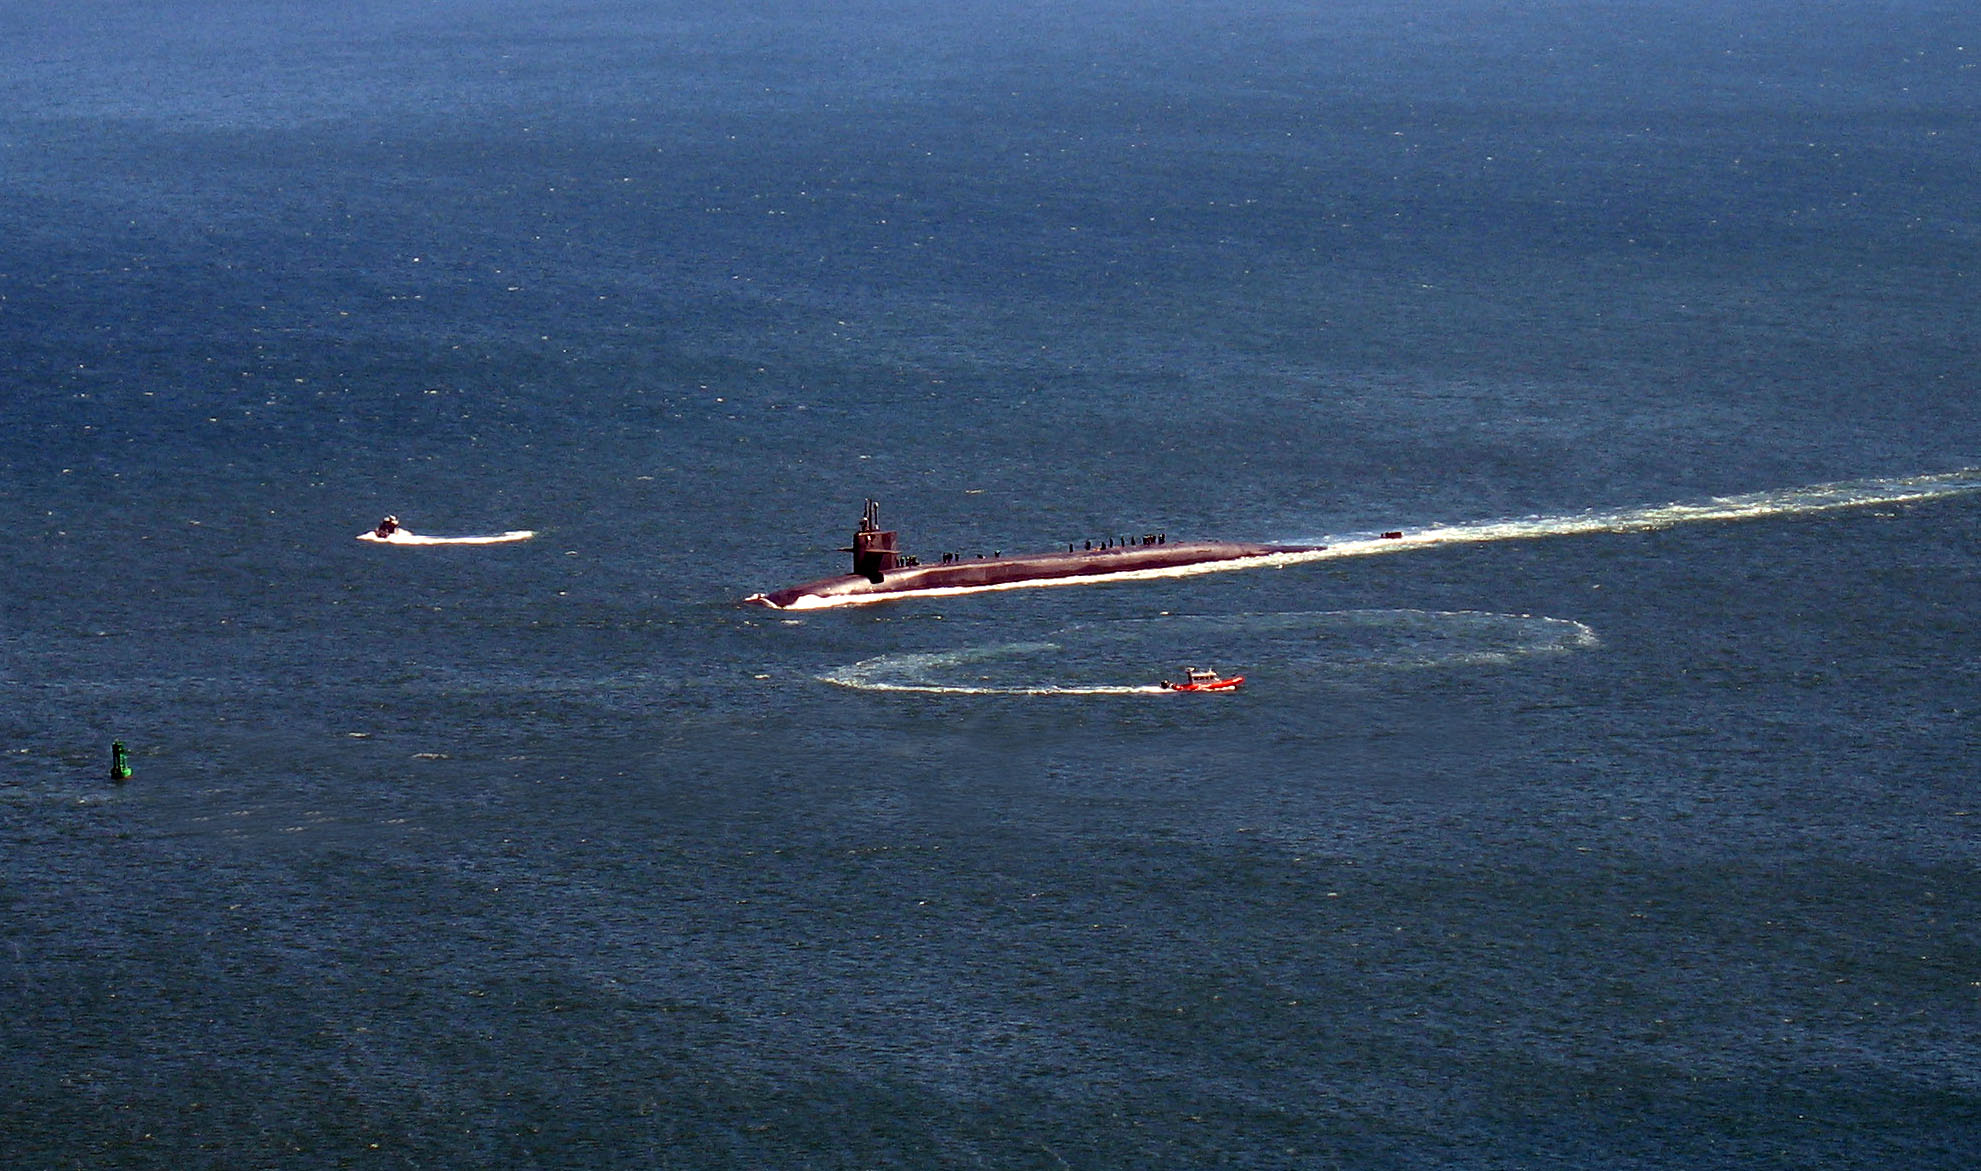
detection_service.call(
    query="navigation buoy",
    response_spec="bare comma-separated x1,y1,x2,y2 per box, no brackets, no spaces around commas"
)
110,741,131,782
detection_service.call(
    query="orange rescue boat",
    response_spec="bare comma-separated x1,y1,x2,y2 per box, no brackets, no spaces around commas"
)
1161,667,1244,692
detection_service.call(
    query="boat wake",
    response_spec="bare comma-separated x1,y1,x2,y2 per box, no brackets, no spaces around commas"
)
822,643,1167,695
1280,467,1981,561
357,529,536,546
820,610,1597,695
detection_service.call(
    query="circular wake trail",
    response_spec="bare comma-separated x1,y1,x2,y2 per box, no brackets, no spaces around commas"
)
819,611,1598,695
820,645,1169,696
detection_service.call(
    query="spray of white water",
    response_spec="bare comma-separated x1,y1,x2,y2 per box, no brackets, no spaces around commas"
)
822,643,1168,695
1288,467,1981,561
357,529,536,546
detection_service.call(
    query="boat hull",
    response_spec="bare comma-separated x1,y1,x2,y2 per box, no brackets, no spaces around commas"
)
1166,677,1243,692
748,539,1316,609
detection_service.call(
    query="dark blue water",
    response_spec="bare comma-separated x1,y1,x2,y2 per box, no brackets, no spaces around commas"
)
6,2,1980,1166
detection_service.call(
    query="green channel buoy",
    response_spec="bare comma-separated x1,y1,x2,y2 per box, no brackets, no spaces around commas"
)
110,741,132,782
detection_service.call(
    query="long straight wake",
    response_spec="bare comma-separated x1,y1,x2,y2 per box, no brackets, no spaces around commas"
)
829,679,1167,697
1283,468,1981,565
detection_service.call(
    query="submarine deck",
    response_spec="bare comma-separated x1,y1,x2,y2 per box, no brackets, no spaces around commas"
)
749,538,1317,609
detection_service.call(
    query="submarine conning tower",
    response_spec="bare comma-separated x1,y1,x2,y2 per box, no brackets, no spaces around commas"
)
848,498,900,582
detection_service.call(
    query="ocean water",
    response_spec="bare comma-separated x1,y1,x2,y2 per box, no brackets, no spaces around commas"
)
5,1,1980,1166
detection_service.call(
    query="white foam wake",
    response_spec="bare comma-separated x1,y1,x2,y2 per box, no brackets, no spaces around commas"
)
357,529,535,546
821,644,1168,695
1286,467,1981,561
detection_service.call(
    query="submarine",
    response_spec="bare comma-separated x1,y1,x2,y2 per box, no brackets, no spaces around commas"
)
744,499,1325,609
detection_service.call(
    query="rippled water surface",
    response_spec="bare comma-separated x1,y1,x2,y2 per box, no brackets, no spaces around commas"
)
5,2,1980,1167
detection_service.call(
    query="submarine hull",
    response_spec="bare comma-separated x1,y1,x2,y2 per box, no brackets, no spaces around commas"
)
747,539,1317,609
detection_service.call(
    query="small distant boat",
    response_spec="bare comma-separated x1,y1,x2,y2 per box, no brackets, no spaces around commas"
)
357,515,536,545
1161,667,1244,692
